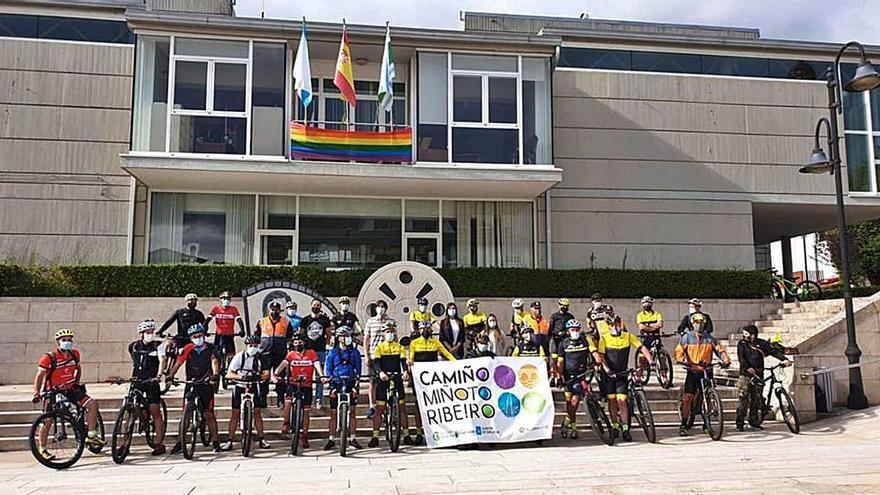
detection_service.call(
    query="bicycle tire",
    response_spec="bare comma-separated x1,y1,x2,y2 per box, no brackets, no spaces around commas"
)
633,388,656,443
290,397,304,456
795,281,822,302
776,388,801,434
703,386,724,441
633,350,651,386
388,397,401,453
111,404,135,464
585,398,614,446
657,350,674,389
29,410,85,470
180,401,198,460
85,409,105,454
771,282,784,300
339,402,350,458
241,398,253,458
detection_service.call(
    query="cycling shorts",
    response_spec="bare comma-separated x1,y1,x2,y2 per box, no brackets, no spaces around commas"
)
134,381,162,405
684,370,712,395
603,373,628,399
563,374,589,398
214,335,237,357
285,385,314,408
184,383,215,413
232,384,267,410
375,375,405,405
329,381,359,409
44,385,91,411
639,333,661,352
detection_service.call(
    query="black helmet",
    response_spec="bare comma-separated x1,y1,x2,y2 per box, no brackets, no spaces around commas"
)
245,334,261,345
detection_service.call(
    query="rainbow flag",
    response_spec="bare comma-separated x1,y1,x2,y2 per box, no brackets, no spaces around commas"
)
290,123,412,163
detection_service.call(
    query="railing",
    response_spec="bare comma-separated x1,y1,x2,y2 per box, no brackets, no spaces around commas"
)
289,122,413,164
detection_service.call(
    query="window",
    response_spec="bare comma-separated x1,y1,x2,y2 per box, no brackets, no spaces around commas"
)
148,193,254,264
842,63,880,194
257,196,297,265
442,200,534,268
405,199,440,267
521,58,552,164
251,43,287,155
0,13,132,44
417,52,449,162
132,36,170,152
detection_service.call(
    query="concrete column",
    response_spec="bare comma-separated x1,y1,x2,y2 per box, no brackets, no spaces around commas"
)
781,236,794,281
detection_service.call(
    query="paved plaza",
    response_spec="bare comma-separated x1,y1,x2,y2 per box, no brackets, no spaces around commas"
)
1,406,879,494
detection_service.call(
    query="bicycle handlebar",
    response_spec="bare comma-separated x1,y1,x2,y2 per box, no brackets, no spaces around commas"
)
113,377,160,386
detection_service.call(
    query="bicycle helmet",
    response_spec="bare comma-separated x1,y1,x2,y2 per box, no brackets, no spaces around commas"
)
187,323,206,336
184,293,198,302
54,328,74,340
219,291,231,299
689,298,703,306
382,319,398,332
641,296,654,304
558,297,571,307
416,297,428,306
137,319,156,333
338,296,351,304
565,319,582,329
244,334,261,345
511,298,524,309
467,298,479,307
336,325,353,337
285,300,297,309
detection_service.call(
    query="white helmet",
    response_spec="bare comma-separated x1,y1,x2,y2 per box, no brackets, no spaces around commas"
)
511,298,524,309
137,319,156,333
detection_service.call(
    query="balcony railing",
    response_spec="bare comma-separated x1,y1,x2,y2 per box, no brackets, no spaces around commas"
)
289,122,413,164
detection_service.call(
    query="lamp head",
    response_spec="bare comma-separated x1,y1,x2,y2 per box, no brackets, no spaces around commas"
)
800,148,833,174
845,60,880,92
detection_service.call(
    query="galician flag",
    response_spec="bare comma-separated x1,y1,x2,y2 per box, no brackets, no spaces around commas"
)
293,18,313,109
378,22,395,112
334,21,357,106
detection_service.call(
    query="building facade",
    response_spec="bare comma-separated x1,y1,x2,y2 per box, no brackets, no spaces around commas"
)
2,1,879,273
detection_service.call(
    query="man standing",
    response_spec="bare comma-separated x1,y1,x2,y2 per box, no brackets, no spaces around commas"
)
548,298,575,384
255,301,292,407
205,291,246,371
128,320,166,455
523,301,550,357
363,299,391,419
158,293,206,350
678,298,714,335
736,325,792,431
285,301,303,332
300,298,333,408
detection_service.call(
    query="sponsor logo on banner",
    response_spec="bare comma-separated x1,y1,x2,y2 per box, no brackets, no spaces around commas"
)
412,357,554,448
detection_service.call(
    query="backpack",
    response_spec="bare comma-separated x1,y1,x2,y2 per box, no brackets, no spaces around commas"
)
45,350,79,370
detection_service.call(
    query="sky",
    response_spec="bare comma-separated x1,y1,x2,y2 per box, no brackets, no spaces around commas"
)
235,0,880,45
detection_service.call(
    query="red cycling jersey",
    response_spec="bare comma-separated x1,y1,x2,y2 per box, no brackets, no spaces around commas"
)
38,349,81,390
284,349,319,387
209,305,240,336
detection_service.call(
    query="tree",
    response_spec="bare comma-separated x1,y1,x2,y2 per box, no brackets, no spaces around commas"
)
818,219,880,286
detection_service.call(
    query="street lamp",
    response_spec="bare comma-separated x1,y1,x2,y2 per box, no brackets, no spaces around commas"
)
800,40,880,410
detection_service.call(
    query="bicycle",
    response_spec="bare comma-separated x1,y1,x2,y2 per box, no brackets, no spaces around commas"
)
751,362,801,434
172,377,214,460
285,376,309,456
110,378,168,464
563,371,615,446
612,368,657,443
229,376,263,457
381,371,405,453
28,387,105,470
634,333,676,389
768,268,822,302
327,374,362,458
679,362,727,441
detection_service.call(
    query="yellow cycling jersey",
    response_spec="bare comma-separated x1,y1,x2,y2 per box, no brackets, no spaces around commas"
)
597,331,642,372
511,310,528,326
462,311,487,332
636,310,664,328
373,340,407,373
512,344,545,357
409,336,455,362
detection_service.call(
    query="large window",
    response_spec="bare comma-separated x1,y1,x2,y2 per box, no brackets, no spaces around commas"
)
0,13,132,44
442,201,534,268
417,52,552,165
842,64,880,194
292,79,407,131
132,36,286,156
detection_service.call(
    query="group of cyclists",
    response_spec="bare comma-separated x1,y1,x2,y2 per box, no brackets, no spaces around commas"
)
31,291,794,463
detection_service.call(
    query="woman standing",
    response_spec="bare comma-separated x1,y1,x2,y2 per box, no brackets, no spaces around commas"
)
439,302,466,359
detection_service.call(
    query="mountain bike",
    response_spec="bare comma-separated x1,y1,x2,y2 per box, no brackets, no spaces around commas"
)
679,362,727,441
768,268,822,301
330,375,361,458
28,387,105,470
110,378,168,464
229,376,263,457
751,362,800,434
613,368,656,443
173,377,214,460
634,333,675,389
563,371,614,446
382,371,405,453
286,376,309,456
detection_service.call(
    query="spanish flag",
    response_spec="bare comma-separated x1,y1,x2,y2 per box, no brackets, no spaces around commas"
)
334,21,357,106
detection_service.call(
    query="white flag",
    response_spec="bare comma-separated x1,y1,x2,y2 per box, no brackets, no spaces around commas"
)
293,18,313,109
378,23,395,112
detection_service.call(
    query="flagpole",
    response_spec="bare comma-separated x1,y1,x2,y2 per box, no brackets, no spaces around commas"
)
303,19,308,129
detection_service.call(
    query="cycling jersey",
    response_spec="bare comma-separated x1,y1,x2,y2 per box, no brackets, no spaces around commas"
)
332,312,359,332
38,349,81,390
511,310,528,327
588,305,613,322
176,342,216,381
512,342,545,357
674,331,725,368
283,349,319,387
208,305,241,336
128,340,161,381
636,310,664,332
408,336,455,362
462,311,488,335
159,307,206,340
300,313,332,351
558,337,591,375
523,314,550,334
373,341,407,373
549,310,575,338
410,310,437,333
596,331,642,373
326,346,362,384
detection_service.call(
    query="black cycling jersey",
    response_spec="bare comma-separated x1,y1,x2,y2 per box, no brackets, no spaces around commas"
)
331,312,359,332
159,307,206,339
128,340,162,380
560,336,591,375
549,310,575,338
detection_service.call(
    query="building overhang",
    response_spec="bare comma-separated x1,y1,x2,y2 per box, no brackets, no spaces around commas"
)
120,154,562,200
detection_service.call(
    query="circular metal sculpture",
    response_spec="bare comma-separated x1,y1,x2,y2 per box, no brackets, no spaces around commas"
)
356,261,454,331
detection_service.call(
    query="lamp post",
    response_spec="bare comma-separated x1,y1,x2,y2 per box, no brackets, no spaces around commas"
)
800,41,880,410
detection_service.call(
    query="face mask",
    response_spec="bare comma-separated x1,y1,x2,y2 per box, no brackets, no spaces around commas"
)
689,306,698,314
477,344,489,353
187,302,197,309
384,332,395,342
742,331,752,340
522,333,534,344
448,309,457,317
694,325,704,334
610,327,622,337
311,307,321,314
341,304,350,312
287,309,296,317
293,342,304,352
560,307,569,313
343,336,353,346
221,299,231,308
592,301,601,309
488,320,497,328
422,329,433,338
59,341,74,351
142,333,154,343
643,304,652,311
246,346,259,357
569,331,580,340
418,305,427,313
193,336,205,347
469,307,478,313
377,307,387,316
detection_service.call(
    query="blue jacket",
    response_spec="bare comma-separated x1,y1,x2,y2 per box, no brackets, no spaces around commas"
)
325,346,361,385
286,314,303,332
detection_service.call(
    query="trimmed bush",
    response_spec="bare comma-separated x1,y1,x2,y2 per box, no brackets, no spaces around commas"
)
0,263,770,299
818,285,880,300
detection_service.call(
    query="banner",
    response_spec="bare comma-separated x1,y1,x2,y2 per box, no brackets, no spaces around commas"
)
412,357,554,448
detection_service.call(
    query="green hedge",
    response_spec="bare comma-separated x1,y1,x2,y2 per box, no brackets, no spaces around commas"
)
0,263,770,299
818,285,880,300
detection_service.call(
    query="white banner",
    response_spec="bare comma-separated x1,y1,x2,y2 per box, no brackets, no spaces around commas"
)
412,357,554,448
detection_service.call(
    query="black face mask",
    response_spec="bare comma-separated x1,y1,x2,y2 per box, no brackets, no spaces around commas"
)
293,343,305,351
187,302,197,309
311,307,320,314
270,311,280,319
422,329,433,338
643,305,653,311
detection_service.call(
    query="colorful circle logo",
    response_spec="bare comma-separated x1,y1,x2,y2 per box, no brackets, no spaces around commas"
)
494,365,516,390
482,404,496,418
498,392,521,418
478,386,492,400
521,391,547,414
518,364,540,388
476,367,490,381
454,388,469,401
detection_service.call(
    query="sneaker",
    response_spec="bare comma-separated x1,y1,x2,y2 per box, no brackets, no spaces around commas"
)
169,442,182,455
221,440,233,451
323,439,335,451
569,424,579,440
85,435,105,448
678,426,688,437
259,438,271,449
413,434,425,446
735,423,745,432
38,448,56,461
315,400,324,410
151,444,166,456
611,427,620,441
749,423,764,431
366,407,376,419
212,441,222,453
281,423,290,435
300,434,310,449
367,436,379,448
403,435,414,446
622,429,632,442
350,439,362,450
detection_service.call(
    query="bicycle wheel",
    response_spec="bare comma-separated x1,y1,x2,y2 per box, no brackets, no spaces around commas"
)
339,402,350,458
584,398,614,446
85,409,105,454
703,387,724,441
388,398,401,453
795,281,822,302
290,397,304,456
632,389,656,443
29,410,85,470
633,351,651,386
656,350,674,389
180,401,198,460
241,399,253,458
111,404,136,464
776,388,801,434
771,282,784,300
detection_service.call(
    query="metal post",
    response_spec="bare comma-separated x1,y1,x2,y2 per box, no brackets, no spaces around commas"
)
803,235,809,280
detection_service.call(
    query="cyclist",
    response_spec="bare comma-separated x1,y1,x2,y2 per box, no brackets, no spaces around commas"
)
509,298,527,339
363,299,391,420
206,291,246,372
368,320,413,448
408,319,456,445
285,301,303,331
462,298,488,343
465,333,496,359
512,325,546,359
549,298,575,385
332,296,362,336
256,301,293,407
636,296,664,370
33,329,103,460
594,315,654,441
166,323,222,454
300,299,333,409
409,297,437,336
223,334,271,451
323,326,363,451
522,301,550,357
274,331,323,450
678,298,714,335
158,293,206,351
673,313,731,436
736,325,792,431
557,319,591,439
128,320,166,455
587,293,612,323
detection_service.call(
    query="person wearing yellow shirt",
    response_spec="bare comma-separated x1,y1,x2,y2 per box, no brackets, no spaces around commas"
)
462,298,488,345
635,296,664,371
409,297,437,336
509,298,527,339
407,320,456,445
367,320,414,448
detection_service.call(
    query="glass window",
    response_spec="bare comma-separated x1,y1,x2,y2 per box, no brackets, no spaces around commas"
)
488,77,517,124
872,91,880,130
522,57,552,164
442,201,533,268
324,98,347,130
173,61,208,110
175,38,249,58
132,36,170,152
632,51,701,74
261,236,294,265
843,92,867,131
251,42,286,156
846,134,870,192
260,196,296,230
149,193,254,264
418,52,448,162
557,47,631,70
702,56,769,77
37,16,132,44
295,78,320,122
170,115,247,154
298,197,401,268
453,76,482,123
452,128,518,163
405,200,439,232
768,59,825,80
407,238,438,266
213,63,247,112
452,54,517,72
0,14,38,38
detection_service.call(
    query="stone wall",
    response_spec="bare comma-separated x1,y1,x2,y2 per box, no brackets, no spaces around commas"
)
0,296,779,385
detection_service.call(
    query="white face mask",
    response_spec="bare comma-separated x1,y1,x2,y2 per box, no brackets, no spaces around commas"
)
592,301,601,309
689,305,698,314
377,306,387,316
488,320,497,328
193,336,205,347
59,341,74,351
142,333,154,343
418,305,427,313
448,309,457,317
343,336,353,346
742,331,752,340
477,344,489,352
341,304,350,312
286,309,296,317
610,327,622,337
246,346,260,357
569,331,580,340
384,332,395,342
221,299,231,308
